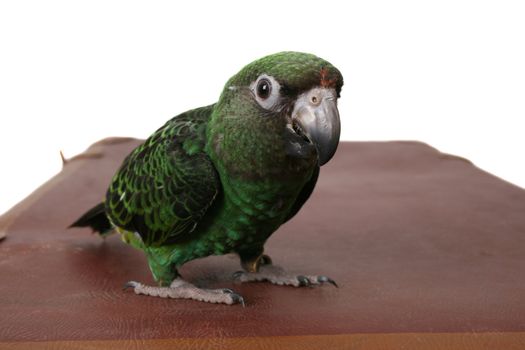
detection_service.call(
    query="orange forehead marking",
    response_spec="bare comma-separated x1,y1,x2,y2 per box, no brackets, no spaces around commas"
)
320,67,338,88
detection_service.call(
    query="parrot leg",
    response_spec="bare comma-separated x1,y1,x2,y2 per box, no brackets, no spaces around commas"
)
126,249,244,305
123,278,245,306
235,253,337,288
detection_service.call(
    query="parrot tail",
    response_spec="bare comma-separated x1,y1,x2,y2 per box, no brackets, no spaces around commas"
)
70,202,114,236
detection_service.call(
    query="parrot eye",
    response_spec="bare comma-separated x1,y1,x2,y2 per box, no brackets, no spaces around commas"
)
256,78,272,99
251,74,282,111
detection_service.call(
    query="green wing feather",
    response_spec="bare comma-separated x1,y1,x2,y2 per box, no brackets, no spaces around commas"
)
105,105,220,247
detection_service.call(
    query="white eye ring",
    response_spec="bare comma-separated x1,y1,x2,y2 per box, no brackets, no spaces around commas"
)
250,74,281,111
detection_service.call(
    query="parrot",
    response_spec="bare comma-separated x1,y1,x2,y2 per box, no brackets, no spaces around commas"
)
71,51,343,305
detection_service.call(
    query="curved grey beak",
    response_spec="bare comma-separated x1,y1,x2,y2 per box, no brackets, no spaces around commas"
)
291,87,341,165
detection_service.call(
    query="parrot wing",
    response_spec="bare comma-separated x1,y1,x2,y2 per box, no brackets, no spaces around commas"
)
105,105,220,247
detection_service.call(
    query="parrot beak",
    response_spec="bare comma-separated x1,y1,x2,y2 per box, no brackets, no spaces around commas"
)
290,87,341,166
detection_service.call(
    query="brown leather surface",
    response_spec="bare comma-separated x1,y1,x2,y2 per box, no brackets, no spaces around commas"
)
2,333,525,350
1,139,524,347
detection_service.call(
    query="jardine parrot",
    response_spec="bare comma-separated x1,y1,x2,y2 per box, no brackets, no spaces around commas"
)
71,51,343,305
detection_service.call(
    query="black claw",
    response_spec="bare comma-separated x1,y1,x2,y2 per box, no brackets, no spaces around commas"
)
230,293,246,307
222,288,235,294
297,275,310,287
260,254,273,266
232,271,244,279
317,276,339,288
328,279,339,288
123,281,139,291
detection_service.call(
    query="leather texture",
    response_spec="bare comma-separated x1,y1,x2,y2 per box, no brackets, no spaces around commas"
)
1,138,524,349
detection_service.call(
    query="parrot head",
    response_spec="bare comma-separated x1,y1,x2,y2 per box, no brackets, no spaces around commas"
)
209,52,343,177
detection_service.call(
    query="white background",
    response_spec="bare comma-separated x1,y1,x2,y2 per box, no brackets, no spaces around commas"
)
1,0,524,215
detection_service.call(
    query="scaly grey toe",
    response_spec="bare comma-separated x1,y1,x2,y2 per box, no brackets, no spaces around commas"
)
234,265,338,288
123,278,245,305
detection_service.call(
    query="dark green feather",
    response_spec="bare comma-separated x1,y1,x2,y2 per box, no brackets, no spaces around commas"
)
105,105,220,247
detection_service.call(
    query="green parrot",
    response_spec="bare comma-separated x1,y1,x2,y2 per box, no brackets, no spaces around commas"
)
71,51,343,305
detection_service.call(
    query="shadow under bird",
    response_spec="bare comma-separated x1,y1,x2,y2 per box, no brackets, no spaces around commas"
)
71,51,343,305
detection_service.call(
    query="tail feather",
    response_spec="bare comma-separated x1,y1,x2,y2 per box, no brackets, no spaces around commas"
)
70,202,114,236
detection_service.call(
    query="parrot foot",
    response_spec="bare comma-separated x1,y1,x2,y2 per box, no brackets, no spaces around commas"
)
233,265,338,288
123,278,245,306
